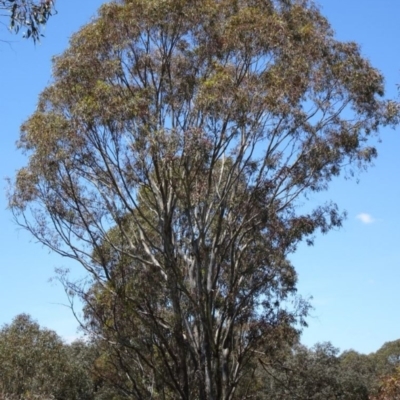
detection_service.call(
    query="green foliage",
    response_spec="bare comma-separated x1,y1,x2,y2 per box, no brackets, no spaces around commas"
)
0,314,65,398
257,342,370,399
3,312,400,399
0,314,96,399
373,340,400,375
340,350,376,395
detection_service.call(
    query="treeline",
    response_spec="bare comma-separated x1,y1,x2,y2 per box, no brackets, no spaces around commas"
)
0,314,399,400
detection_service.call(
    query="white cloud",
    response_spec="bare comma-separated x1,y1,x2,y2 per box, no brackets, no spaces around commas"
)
356,213,375,224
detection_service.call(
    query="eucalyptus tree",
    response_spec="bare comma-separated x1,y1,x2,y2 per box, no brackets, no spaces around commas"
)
9,0,398,398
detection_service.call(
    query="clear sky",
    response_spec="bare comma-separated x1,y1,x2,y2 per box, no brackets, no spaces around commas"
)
0,0,399,353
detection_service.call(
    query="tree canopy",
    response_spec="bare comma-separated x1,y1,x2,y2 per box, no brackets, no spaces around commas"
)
9,0,399,398
0,314,95,399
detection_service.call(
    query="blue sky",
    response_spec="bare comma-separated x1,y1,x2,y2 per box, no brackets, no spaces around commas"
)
0,0,399,353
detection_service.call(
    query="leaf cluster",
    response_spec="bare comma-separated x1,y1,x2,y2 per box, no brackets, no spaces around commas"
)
1,0,55,42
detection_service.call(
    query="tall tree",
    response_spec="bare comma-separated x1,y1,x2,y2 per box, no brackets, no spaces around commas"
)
0,0,55,42
9,0,398,398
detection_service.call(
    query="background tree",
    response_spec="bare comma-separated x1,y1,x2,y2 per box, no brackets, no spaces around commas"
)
370,367,400,400
9,0,398,398
339,350,376,395
373,340,400,376
0,0,55,42
256,342,370,399
0,314,96,399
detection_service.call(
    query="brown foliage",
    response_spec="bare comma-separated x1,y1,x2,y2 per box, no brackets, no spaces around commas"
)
370,368,400,400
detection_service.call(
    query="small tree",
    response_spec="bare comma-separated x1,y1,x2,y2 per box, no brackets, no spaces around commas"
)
9,0,398,398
